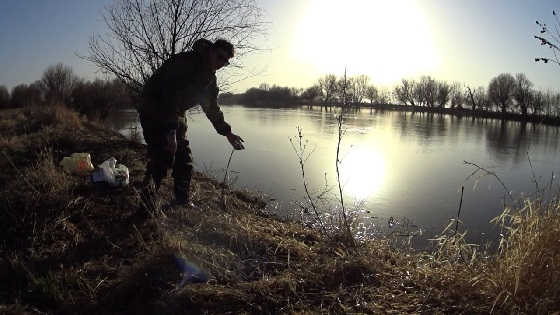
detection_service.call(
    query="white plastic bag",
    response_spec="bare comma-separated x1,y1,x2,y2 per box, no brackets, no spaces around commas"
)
91,157,130,187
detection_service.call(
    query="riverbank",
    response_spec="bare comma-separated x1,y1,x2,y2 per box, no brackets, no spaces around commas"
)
1,106,558,314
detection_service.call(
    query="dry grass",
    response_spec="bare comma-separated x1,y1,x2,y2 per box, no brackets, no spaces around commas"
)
23,104,83,131
485,199,560,312
1,107,559,314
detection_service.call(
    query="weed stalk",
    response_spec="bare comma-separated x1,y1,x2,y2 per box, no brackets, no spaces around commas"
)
289,126,325,233
336,68,354,245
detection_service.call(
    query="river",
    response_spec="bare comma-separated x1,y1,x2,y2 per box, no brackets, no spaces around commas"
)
106,105,560,246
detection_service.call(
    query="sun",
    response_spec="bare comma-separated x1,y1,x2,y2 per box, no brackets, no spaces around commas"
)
292,0,439,84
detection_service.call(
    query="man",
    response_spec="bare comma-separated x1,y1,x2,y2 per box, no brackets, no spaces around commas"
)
139,38,244,206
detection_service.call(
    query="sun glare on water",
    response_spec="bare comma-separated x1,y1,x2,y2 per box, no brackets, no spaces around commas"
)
293,0,439,84
340,147,386,201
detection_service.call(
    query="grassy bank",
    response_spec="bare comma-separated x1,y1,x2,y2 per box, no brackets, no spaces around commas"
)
1,106,559,314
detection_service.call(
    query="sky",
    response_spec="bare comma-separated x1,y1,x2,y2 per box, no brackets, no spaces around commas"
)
0,0,558,93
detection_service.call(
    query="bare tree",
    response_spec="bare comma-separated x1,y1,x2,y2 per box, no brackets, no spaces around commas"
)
529,90,545,115
86,0,266,94
258,83,270,91
301,85,322,103
542,90,560,116
393,78,415,106
365,85,378,105
71,78,135,119
436,80,451,108
551,92,560,116
41,63,79,105
535,10,560,67
488,73,516,113
412,79,425,106
414,75,437,107
289,87,303,98
349,74,369,105
0,86,9,108
465,86,478,111
466,86,489,112
474,86,489,111
378,88,392,105
335,76,351,107
317,74,337,106
10,82,44,108
513,73,533,116
10,85,31,108
450,82,464,109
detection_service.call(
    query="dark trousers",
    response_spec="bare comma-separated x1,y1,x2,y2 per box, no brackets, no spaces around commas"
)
139,112,193,200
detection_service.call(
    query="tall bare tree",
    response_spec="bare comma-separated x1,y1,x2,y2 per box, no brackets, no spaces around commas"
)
317,74,337,106
465,86,488,112
542,90,560,115
349,74,369,105
393,79,415,106
476,87,490,111
378,88,392,105
529,90,545,115
450,82,464,109
41,63,79,105
535,10,560,67
87,0,266,93
466,86,477,111
365,85,378,105
413,76,437,107
335,76,350,106
436,80,451,108
550,92,560,116
301,85,322,103
488,73,516,113
513,73,533,116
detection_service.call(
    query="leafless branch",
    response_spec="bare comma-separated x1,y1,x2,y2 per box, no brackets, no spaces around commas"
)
84,0,267,93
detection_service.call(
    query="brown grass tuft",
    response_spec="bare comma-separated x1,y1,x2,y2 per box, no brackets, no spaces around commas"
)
484,199,560,313
22,104,82,132
23,148,76,195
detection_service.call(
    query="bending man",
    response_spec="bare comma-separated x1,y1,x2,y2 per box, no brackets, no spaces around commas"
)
139,38,244,206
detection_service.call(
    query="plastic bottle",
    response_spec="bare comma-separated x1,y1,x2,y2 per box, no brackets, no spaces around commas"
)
59,153,95,175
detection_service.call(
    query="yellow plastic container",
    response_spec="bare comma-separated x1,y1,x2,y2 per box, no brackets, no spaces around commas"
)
59,153,95,175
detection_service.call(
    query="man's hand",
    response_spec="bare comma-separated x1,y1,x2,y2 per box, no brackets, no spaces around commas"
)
226,133,245,150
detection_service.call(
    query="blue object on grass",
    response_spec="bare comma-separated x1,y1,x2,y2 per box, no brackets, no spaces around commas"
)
173,255,208,286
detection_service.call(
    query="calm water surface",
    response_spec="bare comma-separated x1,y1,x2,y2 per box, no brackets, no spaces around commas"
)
107,105,560,244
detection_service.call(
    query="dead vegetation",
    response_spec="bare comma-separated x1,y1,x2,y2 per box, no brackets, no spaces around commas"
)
1,106,559,314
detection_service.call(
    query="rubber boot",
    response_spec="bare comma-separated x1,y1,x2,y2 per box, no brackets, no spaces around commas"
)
174,182,190,206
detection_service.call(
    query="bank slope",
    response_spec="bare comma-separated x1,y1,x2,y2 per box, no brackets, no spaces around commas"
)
1,106,558,314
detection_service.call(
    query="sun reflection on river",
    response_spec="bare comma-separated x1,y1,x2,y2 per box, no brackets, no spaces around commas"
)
340,147,386,201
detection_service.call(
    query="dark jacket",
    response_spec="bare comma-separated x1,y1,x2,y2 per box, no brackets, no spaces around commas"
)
141,40,231,136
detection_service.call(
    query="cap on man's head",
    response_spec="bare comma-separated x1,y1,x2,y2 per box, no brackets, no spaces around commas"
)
213,39,234,58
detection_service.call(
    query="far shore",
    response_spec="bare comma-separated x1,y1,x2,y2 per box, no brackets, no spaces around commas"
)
218,101,560,127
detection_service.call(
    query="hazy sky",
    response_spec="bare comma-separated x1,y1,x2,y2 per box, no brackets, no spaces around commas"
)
0,0,558,93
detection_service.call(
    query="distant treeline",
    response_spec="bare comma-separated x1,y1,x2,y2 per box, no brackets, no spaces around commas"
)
219,84,305,108
219,73,560,123
0,63,136,120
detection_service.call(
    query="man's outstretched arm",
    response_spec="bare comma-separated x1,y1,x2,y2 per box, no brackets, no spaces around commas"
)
201,84,244,150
